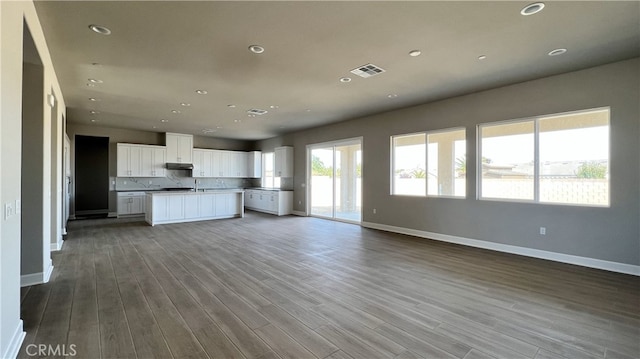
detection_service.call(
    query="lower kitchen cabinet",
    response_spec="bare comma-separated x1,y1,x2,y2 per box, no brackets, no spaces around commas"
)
245,189,292,216
117,192,146,217
145,190,244,226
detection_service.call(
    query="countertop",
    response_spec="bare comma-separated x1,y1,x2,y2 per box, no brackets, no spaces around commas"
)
147,189,244,196
245,187,293,192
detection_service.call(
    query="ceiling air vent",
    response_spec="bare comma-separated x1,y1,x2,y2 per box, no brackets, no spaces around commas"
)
247,109,268,116
350,63,386,78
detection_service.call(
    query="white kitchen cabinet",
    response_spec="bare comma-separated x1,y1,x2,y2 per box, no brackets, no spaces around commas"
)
244,189,292,216
141,146,166,177
212,150,224,177
184,195,200,219
193,148,260,178
145,190,244,226
247,151,262,178
199,194,216,217
117,144,143,177
274,146,293,177
229,151,248,177
118,143,166,177
193,149,214,177
166,133,193,163
117,192,146,217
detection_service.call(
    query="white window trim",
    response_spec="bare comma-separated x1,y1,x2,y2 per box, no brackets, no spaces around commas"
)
391,127,466,199
477,106,610,207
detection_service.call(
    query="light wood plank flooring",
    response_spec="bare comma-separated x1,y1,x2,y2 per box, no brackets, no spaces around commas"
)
19,212,639,359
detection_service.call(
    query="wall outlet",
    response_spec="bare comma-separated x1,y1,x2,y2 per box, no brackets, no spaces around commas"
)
4,202,14,220
149,180,153,184
298,200,302,205
539,227,546,235
15,199,21,214
373,208,377,214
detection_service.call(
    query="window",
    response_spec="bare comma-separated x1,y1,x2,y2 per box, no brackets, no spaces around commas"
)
479,108,609,206
392,133,426,196
262,152,280,188
427,129,466,197
391,128,466,197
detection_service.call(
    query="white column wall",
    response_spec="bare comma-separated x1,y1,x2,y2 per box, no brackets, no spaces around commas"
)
0,1,66,358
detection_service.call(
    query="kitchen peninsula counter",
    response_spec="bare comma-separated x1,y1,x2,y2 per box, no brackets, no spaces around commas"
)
145,189,244,226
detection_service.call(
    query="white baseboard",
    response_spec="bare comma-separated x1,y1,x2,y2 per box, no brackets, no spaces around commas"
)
62,226,67,235
361,222,640,276
2,320,25,359
21,260,54,287
44,259,54,283
51,237,63,251
292,210,307,216
108,212,118,218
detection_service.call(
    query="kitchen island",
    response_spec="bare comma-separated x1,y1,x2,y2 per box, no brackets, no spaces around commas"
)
145,189,244,226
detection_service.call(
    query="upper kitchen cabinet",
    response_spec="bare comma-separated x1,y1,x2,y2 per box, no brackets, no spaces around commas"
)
274,146,293,177
117,144,142,177
166,133,193,164
247,151,262,178
141,146,166,177
193,149,213,178
117,144,167,177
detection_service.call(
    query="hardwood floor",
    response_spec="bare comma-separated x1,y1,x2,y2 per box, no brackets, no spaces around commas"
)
18,212,639,359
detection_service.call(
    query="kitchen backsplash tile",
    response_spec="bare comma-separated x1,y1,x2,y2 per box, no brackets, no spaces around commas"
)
115,170,262,191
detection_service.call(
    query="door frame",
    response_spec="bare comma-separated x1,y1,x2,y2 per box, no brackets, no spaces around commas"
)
306,137,363,224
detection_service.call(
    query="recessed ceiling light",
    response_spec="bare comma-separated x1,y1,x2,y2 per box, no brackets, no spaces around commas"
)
270,105,279,109
171,109,181,114
180,102,191,107
86,83,95,87
249,45,265,54
227,104,236,108
387,94,398,98
152,126,157,129
248,114,256,118
160,119,169,123
521,2,545,16
89,97,98,101
339,77,352,83
90,119,98,122
216,126,223,129
202,129,216,133
88,24,111,35
408,50,422,57
548,48,567,56
478,55,487,60
306,109,311,112
88,78,103,84
234,119,241,123
195,89,208,95
90,110,99,114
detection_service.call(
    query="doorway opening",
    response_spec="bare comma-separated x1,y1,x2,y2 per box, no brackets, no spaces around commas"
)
74,135,109,218
308,138,362,223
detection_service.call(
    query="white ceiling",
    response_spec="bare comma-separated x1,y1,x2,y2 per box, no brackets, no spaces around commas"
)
34,1,640,140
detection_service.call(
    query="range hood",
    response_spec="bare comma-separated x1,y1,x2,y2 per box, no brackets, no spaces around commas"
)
165,162,194,170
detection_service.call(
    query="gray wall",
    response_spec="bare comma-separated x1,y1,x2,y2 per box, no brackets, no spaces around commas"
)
257,58,640,266
65,123,253,215
21,62,45,275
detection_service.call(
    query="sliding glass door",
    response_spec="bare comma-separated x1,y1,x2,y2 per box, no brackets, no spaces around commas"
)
309,139,362,223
